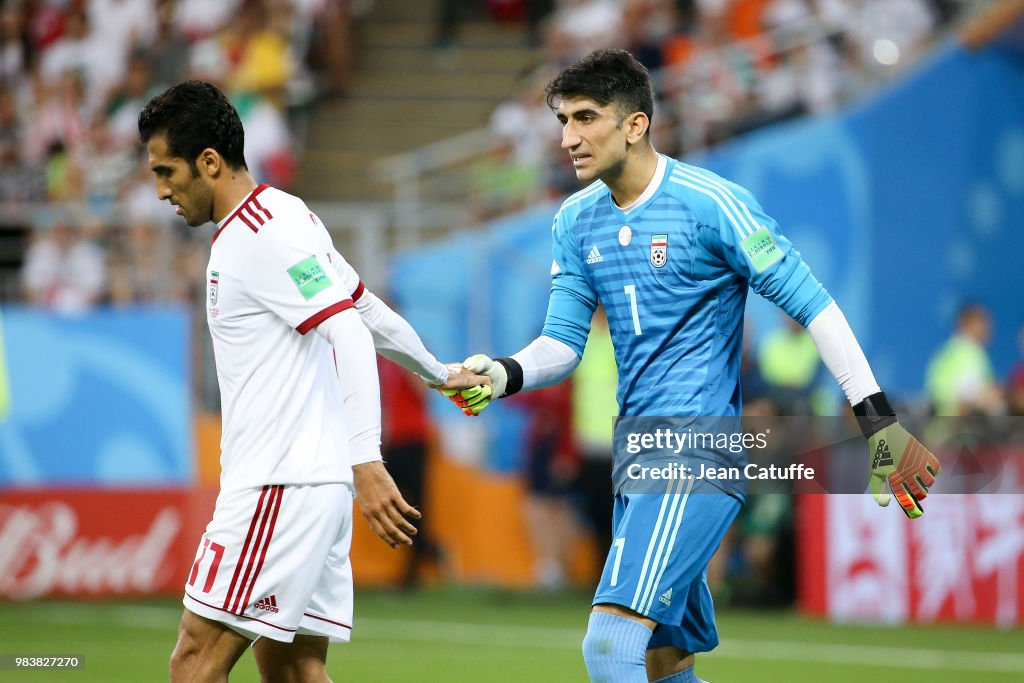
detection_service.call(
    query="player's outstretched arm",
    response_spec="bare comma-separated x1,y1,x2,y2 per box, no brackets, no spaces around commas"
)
805,302,941,518
352,288,470,387
853,392,941,519
317,308,421,547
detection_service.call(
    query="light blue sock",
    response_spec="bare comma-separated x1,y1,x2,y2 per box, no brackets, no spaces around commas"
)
652,666,701,682
581,612,651,683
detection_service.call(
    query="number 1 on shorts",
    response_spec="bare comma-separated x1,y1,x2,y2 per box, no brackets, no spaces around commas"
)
610,537,626,586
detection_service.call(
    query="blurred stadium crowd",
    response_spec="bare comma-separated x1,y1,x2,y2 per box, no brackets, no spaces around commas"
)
13,0,980,300
474,0,965,219
6,0,1021,601
8,0,360,310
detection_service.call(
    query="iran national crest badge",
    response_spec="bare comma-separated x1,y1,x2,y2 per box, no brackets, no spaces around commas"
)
650,235,667,268
209,271,219,305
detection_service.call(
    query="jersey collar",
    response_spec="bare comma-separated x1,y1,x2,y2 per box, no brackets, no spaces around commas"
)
614,154,668,215
212,183,271,244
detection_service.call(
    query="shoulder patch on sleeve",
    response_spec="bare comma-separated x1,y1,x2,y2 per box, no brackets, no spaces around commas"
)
287,255,334,300
740,226,783,273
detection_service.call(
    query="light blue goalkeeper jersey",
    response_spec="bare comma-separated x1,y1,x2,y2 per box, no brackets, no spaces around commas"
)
541,155,832,417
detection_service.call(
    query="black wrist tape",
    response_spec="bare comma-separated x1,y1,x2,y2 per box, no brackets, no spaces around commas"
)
852,391,898,438
494,357,524,398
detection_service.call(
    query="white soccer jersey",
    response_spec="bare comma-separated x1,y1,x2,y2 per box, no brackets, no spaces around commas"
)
206,184,365,493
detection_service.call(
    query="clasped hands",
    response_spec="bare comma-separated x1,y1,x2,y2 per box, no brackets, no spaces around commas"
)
431,355,503,416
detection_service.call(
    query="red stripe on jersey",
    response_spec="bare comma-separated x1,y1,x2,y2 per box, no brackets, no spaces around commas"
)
185,591,296,633
252,195,273,221
240,486,283,613
244,205,265,227
296,299,354,335
231,485,279,613
351,281,365,302
223,485,270,611
237,211,259,233
213,184,271,243
303,611,353,630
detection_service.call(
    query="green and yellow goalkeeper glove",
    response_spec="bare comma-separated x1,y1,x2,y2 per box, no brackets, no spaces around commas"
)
854,392,941,519
441,354,520,416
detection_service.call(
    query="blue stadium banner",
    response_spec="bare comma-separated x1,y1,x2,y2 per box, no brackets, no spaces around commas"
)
0,306,192,486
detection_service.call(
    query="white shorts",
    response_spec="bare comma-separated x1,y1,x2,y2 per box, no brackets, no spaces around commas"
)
183,483,354,643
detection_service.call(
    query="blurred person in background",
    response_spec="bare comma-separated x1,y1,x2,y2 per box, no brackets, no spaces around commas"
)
758,312,825,414
22,211,105,314
23,72,86,170
174,0,241,41
470,135,541,221
144,0,191,90
0,84,45,201
105,53,162,147
1006,323,1024,417
513,380,580,589
571,306,617,580
85,0,157,90
72,117,138,209
0,5,29,83
489,66,561,190
378,354,446,590
107,217,178,305
925,302,1004,416
548,0,622,60
222,0,294,105
0,85,20,161
621,0,678,71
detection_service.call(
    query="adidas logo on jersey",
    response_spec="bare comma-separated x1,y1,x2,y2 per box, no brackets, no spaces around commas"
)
254,595,280,613
586,245,604,264
659,588,673,607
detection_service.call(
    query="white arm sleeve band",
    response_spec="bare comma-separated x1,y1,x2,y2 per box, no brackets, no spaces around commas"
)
806,301,881,406
354,290,448,385
316,308,383,465
511,335,580,391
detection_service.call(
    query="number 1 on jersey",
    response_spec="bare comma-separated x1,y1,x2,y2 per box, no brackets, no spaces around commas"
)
624,284,642,335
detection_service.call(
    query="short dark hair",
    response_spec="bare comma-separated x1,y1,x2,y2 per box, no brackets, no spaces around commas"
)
545,49,654,128
138,81,248,172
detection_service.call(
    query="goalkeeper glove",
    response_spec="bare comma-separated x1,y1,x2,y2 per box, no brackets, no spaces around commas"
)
442,354,522,416
854,392,941,519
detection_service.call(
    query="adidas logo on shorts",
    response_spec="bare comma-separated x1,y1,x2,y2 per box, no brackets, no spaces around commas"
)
254,595,280,613
659,588,673,607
